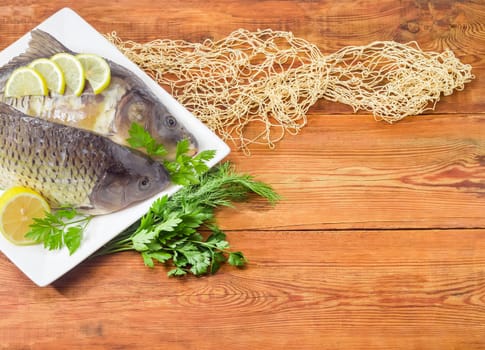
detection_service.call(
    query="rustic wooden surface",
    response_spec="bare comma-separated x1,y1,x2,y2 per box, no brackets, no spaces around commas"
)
0,1,484,349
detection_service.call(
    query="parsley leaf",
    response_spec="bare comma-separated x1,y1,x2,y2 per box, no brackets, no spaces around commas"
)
164,141,216,186
64,226,83,255
127,122,168,157
131,228,159,251
228,252,247,267
25,207,92,255
167,267,187,277
126,122,216,186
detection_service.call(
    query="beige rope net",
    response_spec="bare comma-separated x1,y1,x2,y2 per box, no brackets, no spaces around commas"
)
106,29,474,153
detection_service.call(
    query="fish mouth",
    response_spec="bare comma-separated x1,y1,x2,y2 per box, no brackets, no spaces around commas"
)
164,133,198,160
154,161,170,187
186,134,198,157
166,134,198,160
187,147,197,157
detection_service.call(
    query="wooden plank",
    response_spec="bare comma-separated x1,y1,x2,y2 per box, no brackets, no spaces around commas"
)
0,1,483,349
221,113,484,230
1,0,483,53
1,229,484,349
2,0,484,59
0,0,483,115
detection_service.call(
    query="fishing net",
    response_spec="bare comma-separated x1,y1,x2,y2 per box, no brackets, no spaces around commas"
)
106,29,474,154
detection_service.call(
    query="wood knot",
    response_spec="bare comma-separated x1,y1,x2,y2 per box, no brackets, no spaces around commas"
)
401,21,420,34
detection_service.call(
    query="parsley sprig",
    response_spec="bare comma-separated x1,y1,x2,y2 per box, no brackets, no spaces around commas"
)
25,207,92,255
127,122,216,185
96,162,280,276
164,139,216,186
126,122,168,157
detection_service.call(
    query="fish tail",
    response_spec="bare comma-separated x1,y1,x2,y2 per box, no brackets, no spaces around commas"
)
0,30,73,74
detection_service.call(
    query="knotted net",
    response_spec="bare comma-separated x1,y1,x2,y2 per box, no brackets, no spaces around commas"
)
106,29,474,153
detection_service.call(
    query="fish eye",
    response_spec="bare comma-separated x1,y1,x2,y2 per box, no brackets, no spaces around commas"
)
138,176,151,191
165,116,177,128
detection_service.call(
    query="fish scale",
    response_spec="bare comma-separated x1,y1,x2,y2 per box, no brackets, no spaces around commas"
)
0,103,170,214
0,29,198,160
0,111,103,207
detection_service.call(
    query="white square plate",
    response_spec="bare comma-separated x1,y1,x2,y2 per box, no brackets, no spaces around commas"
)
0,8,230,286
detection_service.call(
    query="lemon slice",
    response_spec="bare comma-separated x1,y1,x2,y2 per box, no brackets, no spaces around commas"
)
51,53,85,96
76,54,111,94
0,187,50,245
28,58,65,95
4,67,48,97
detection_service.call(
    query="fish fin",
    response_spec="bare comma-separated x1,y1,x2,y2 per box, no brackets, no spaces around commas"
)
0,102,22,115
0,29,73,72
76,205,96,213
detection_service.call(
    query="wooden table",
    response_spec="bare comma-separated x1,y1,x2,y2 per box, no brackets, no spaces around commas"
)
1,1,484,349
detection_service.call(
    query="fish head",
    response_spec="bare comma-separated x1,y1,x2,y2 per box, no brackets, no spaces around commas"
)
116,89,198,159
90,145,170,213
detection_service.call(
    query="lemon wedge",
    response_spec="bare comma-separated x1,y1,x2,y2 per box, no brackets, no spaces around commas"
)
4,67,48,98
51,53,85,96
76,53,111,94
28,58,66,95
0,187,50,245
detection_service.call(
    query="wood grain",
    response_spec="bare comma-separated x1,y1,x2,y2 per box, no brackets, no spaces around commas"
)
0,0,484,349
222,113,485,230
1,230,485,349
